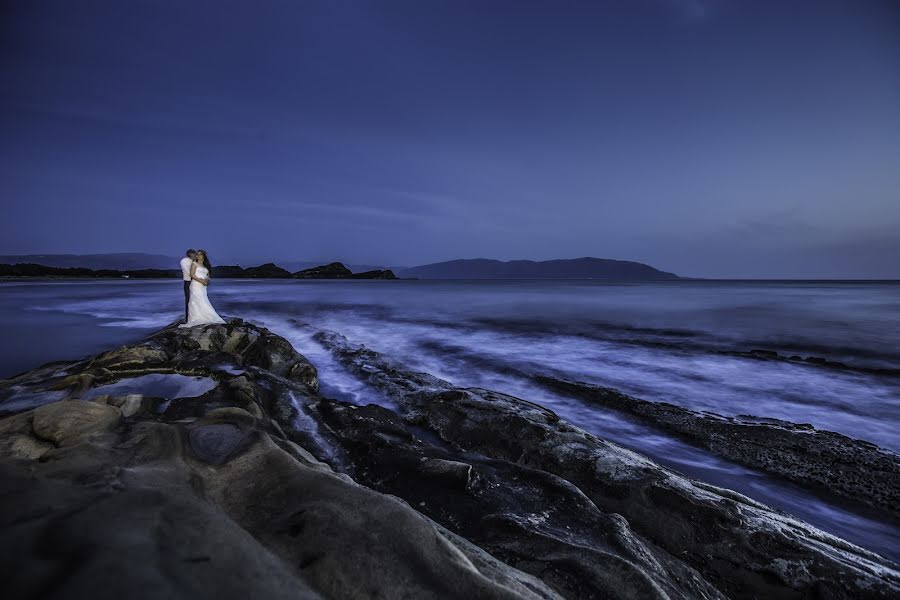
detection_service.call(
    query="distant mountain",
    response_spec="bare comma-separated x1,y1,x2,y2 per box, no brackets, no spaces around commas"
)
0,263,177,278
397,257,679,280
2,261,396,280
2,254,677,280
0,253,179,270
0,254,392,273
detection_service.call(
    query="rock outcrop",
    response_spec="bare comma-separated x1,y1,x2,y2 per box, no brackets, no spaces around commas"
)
211,264,248,278
0,321,557,600
310,327,900,600
0,320,897,599
348,268,397,279
292,262,353,279
241,262,292,278
292,262,397,279
534,376,900,515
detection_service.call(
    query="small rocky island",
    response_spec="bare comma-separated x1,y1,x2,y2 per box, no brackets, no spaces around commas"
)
0,320,897,599
291,262,398,279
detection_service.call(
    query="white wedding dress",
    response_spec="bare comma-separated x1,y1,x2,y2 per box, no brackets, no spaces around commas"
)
180,265,226,327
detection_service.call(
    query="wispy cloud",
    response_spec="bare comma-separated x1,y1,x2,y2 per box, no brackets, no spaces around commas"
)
666,0,709,23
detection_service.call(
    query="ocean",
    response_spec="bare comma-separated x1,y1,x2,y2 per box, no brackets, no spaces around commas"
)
1,278,898,560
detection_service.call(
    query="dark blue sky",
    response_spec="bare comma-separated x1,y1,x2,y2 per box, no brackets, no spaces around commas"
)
2,1,898,277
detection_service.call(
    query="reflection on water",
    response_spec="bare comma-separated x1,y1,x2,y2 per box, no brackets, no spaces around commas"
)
0,279,898,560
0,387,68,415
80,373,218,401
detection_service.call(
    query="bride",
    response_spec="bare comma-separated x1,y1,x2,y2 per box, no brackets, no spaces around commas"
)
180,249,226,327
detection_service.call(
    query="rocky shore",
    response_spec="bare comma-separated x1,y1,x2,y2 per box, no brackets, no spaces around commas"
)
533,376,900,515
0,319,897,599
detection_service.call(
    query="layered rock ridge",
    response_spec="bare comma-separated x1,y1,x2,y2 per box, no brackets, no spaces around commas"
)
533,376,900,515
310,327,899,600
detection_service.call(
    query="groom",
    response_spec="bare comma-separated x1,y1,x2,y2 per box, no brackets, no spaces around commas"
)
180,249,196,322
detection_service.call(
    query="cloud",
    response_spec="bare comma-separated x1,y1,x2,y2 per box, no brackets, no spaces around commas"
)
731,209,821,243
666,0,709,22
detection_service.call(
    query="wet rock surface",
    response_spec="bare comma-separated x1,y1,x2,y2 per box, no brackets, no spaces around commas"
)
312,328,900,600
721,347,900,378
0,319,897,599
534,376,900,515
304,397,724,600
0,320,558,600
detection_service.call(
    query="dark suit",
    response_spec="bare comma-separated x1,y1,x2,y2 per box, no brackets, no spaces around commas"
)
181,257,193,321
184,280,191,320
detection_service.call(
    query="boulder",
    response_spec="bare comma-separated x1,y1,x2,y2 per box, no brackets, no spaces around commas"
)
32,400,121,446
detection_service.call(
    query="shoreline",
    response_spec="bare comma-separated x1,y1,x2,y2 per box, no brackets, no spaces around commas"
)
3,275,900,284
0,318,897,598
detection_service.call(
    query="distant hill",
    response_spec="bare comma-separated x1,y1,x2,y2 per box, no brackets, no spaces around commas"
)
0,254,391,273
0,263,178,278
241,263,292,278
293,262,396,280
2,254,677,280
279,261,390,273
292,262,354,279
398,257,679,280
0,253,179,270
0,261,396,280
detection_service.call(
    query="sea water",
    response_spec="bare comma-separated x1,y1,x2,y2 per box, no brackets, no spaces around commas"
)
1,278,897,559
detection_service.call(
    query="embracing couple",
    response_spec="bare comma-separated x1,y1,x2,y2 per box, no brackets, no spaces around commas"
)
179,249,226,327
